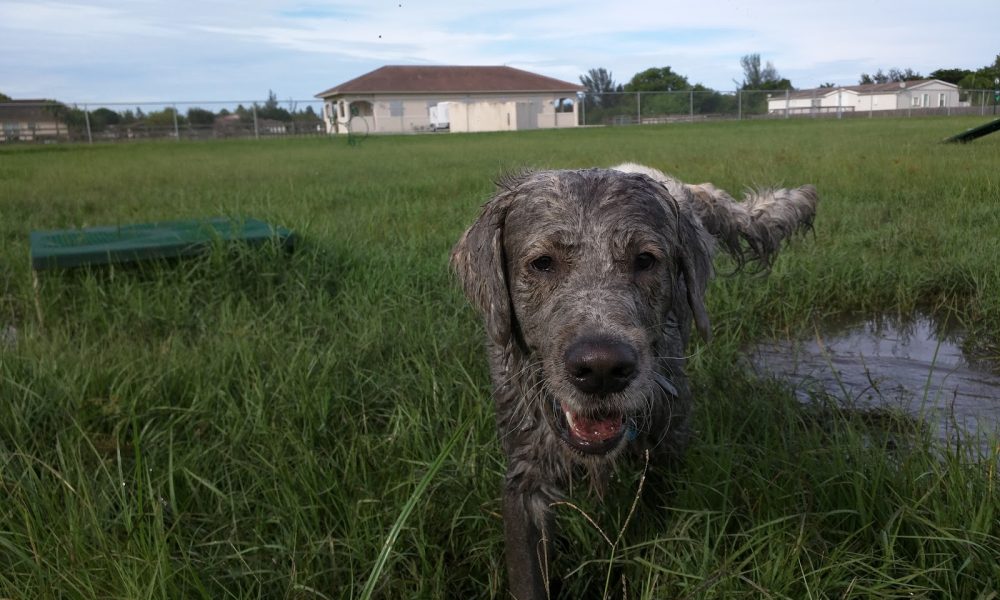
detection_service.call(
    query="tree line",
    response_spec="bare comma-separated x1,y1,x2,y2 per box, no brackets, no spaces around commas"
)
579,53,1000,120
578,54,792,120
862,55,1000,89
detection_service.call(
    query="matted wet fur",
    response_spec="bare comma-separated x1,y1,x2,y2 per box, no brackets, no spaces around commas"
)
451,164,818,599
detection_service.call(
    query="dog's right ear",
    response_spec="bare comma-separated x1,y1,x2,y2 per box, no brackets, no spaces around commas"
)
674,204,714,343
450,185,518,347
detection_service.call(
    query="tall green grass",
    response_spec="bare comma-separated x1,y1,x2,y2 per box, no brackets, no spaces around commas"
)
1,118,999,598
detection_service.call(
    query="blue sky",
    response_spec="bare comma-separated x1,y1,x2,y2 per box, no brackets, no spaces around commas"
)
2,0,998,105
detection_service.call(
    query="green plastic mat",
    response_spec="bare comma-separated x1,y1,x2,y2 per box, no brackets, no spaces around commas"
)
30,217,295,270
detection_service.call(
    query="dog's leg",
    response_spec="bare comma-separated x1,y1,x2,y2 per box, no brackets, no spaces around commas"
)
503,484,550,600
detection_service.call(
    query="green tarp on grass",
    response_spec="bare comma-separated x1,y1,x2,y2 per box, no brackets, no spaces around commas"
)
30,217,295,270
943,117,1000,144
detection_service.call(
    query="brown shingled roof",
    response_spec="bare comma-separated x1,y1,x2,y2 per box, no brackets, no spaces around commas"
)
315,65,584,97
786,79,952,100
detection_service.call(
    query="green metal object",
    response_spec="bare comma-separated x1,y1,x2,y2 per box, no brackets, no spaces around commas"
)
30,217,295,270
942,118,1000,144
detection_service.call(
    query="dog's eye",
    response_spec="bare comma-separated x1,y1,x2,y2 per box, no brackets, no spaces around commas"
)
634,252,656,271
530,255,554,272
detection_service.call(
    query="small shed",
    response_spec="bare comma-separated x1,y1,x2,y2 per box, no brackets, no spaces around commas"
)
0,100,65,142
315,65,583,134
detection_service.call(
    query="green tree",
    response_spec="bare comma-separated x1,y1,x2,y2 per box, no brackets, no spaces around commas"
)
860,67,922,85
930,68,973,85
144,107,185,131
257,90,292,121
859,71,881,85
292,105,321,122
690,84,736,115
888,68,923,82
0,91,11,102
580,67,619,107
46,103,85,127
955,56,998,90
979,54,1000,83
89,107,121,132
624,66,690,92
738,54,793,90
186,107,216,127
625,68,691,116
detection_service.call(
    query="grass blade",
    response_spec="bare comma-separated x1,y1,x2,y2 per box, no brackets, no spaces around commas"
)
358,416,471,600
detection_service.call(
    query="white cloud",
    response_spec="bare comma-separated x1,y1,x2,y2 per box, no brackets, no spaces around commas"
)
1,0,997,102
0,1,172,38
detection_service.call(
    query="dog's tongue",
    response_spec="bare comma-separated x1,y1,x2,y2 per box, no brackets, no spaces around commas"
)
562,401,623,443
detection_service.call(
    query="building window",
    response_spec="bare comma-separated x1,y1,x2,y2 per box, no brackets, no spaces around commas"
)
911,96,921,107
389,101,403,117
351,101,373,117
339,101,346,119
938,93,946,107
553,98,575,113
922,93,929,107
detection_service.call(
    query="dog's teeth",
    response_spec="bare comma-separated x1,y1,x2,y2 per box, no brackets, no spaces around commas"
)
564,410,576,428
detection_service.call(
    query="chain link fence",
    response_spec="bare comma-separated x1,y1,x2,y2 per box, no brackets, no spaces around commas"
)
578,88,1000,126
2,89,998,144
0,99,326,144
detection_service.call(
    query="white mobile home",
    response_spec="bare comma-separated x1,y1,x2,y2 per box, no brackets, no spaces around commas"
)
767,79,961,116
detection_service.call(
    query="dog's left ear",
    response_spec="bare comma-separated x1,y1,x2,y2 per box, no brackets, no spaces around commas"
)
450,185,518,347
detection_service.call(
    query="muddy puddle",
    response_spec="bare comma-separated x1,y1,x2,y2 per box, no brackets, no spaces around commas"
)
750,315,1000,449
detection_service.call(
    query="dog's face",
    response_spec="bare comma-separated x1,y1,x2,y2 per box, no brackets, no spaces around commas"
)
452,169,711,460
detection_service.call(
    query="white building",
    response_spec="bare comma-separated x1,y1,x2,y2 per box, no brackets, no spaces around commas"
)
315,65,583,135
767,79,961,116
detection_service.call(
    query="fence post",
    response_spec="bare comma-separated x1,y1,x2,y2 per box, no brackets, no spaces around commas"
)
690,90,694,120
738,90,742,120
636,92,641,125
582,95,586,126
837,90,842,119
907,92,912,118
252,104,259,139
83,104,93,144
785,89,790,119
172,104,180,140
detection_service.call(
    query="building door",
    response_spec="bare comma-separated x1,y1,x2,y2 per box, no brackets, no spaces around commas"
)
515,102,538,130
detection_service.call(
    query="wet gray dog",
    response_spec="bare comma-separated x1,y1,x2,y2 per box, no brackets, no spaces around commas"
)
451,164,818,599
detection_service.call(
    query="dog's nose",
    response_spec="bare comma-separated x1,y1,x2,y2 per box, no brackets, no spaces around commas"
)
564,337,638,395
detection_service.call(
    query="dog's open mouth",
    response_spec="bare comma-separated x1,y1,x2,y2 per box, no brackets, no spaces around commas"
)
554,399,629,454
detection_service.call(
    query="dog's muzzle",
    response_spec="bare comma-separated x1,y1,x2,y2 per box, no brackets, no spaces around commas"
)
550,336,643,455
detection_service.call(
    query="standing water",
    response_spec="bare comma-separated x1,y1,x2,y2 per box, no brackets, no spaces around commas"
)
751,315,1000,448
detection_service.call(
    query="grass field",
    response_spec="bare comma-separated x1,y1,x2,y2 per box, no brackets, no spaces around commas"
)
2,117,999,599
